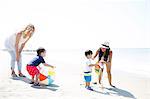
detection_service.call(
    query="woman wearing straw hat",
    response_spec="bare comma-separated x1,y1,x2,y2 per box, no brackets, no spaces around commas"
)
5,24,35,77
93,41,115,87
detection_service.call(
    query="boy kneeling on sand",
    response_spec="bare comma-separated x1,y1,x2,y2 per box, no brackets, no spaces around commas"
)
26,48,55,86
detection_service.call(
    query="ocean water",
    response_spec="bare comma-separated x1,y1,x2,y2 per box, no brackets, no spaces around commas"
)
45,48,150,77
1,48,150,78
111,48,150,77
22,48,150,77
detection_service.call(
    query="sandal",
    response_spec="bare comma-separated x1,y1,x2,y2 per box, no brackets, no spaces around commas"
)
18,73,26,77
29,81,34,84
33,82,40,86
11,72,18,77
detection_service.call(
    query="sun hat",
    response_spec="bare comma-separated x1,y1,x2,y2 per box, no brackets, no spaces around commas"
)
101,41,110,49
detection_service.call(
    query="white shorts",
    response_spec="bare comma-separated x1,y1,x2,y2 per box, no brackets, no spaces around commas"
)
98,62,105,69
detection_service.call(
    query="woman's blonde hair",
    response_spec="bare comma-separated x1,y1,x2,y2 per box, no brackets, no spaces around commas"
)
25,24,35,32
22,24,35,37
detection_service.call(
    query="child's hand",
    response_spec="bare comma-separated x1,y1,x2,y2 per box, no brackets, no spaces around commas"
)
95,65,100,69
51,66,56,68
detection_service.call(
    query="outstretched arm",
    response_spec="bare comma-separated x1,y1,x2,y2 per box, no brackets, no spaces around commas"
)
43,63,55,68
15,33,22,62
93,48,99,59
19,34,32,53
89,64,99,67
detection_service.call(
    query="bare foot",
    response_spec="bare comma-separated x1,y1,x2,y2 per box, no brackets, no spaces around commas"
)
110,84,116,88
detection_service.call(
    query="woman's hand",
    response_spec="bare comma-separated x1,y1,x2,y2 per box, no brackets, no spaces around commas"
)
22,43,26,48
51,66,56,68
107,61,111,66
19,43,26,53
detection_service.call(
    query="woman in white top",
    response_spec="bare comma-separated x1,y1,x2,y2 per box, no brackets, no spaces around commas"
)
5,24,35,77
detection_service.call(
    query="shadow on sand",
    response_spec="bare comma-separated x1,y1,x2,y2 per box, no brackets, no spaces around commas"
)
10,77,59,91
104,87,136,99
92,86,136,99
11,76,31,83
31,84,59,91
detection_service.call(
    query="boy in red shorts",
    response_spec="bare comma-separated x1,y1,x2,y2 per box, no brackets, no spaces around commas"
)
26,48,54,86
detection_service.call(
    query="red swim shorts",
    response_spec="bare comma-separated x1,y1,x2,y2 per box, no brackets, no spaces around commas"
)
26,65,40,77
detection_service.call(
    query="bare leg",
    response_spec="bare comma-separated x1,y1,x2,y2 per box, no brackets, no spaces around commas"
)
29,76,35,84
85,82,93,90
32,76,34,82
98,68,103,84
86,82,90,87
33,73,40,86
106,62,115,87
35,73,40,84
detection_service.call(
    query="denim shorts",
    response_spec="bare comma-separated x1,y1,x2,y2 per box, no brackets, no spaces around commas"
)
84,72,92,82
84,75,91,82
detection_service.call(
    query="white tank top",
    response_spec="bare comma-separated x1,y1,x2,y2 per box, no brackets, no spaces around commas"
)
5,33,29,51
18,34,29,49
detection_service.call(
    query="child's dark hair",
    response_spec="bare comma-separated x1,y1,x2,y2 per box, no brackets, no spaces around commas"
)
37,48,46,56
85,50,93,56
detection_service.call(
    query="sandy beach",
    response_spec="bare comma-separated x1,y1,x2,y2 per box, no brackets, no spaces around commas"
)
0,0,149,98
0,50,150,99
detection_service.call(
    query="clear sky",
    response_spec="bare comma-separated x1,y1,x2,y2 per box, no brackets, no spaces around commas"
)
0,0,149,49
